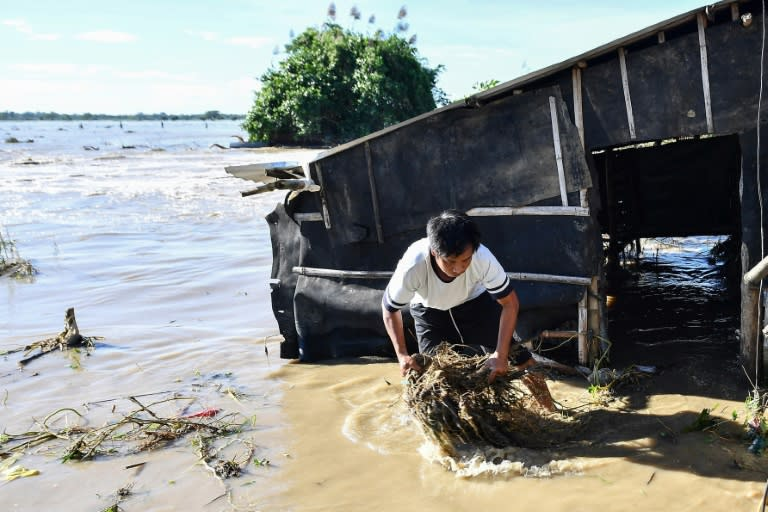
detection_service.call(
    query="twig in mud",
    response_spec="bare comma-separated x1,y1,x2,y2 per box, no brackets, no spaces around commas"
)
16,308,103,368
2,397,244,464
86,390,178,406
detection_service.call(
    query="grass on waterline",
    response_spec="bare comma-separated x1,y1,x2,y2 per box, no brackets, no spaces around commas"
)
0,229,35,279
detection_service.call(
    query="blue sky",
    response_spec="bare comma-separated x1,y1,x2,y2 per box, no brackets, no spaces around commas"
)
1,0,708,115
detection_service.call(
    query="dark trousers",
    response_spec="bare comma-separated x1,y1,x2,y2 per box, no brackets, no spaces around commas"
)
409,292,531,365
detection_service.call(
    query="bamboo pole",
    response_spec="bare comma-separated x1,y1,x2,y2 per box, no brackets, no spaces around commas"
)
618,47,637,140
364,142,385,244
313,162,332,229
292,266,592,285
548,96,569,206
697,13,715,134
467,206,589,217
572,67,585,148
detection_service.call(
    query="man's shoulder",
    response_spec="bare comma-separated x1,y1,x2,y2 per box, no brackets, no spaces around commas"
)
401,238,429,264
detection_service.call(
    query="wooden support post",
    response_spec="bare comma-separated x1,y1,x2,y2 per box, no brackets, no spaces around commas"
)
578,288,589,365
588,276,601,362
548,96,569,206
618,48,637,140
657,31,666,43
731,2,740,21
697,13,715,134
741,243,761,381
313,162,332,229
572,67,585,148
364,142,384,244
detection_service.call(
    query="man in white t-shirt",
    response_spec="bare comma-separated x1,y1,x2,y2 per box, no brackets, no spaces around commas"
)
382,209,536,384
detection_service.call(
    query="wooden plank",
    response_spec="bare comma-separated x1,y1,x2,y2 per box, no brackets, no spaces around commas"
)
697,13,715,133
364,142,385,244
578,289,589,365
467,206,589,217
572,67,585,148
731,2,739,21
548,96,569,206
313,162,332,229
579,188,589,209
618,47,637,140
294,212,323,223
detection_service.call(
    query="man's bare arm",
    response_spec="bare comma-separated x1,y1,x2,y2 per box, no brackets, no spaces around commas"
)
382,305,421,376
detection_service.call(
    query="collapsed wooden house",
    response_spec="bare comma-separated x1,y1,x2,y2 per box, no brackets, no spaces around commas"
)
229,0,768,378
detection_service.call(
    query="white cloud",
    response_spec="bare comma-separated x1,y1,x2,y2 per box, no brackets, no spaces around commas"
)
186,30,218,41
10,62,77,74
76,30,137,43
226,36,272,49
113,69,196,81
2,18,59,40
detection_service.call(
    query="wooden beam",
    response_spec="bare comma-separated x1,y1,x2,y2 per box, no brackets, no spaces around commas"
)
572,67,585,148
697,13,715,133
313,162,332,229
657,31,666,43
731,2,739,22
364,142,385,244
467,206,589,217
618,47,637,140
548,96,569,206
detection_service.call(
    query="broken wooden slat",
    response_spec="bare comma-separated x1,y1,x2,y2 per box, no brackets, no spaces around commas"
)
548,96,569,206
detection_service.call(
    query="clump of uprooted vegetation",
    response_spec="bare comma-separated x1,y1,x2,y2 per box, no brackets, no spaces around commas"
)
0,229,35,278
402,344,582,455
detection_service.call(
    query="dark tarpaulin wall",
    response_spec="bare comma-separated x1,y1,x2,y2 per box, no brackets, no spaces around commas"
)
268,87,600,360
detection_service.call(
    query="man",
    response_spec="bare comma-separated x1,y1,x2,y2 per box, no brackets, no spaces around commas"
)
382,210,555,409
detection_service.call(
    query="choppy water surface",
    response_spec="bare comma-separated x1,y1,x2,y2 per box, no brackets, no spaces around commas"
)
1,121,765,512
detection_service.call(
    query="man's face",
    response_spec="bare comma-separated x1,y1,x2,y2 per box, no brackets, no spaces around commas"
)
432,244,473,279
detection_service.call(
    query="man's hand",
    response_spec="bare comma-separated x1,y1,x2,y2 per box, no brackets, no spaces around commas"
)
398,354,423,376
485,351,509,383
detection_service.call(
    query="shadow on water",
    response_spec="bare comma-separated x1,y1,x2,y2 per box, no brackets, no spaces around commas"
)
604,237,745,400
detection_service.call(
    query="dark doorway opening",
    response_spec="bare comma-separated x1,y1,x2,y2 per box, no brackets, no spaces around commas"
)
591,135,743,394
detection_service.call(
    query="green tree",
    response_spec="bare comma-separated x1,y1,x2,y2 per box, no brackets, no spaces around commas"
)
243,14,445,145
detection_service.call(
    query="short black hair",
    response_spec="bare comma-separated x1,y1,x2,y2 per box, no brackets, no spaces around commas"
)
426,209,481,257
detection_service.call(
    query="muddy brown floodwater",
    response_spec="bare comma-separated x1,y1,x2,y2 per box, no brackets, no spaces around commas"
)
1,126,766,511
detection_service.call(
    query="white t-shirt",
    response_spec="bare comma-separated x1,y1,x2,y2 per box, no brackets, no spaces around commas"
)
383,238,513,311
